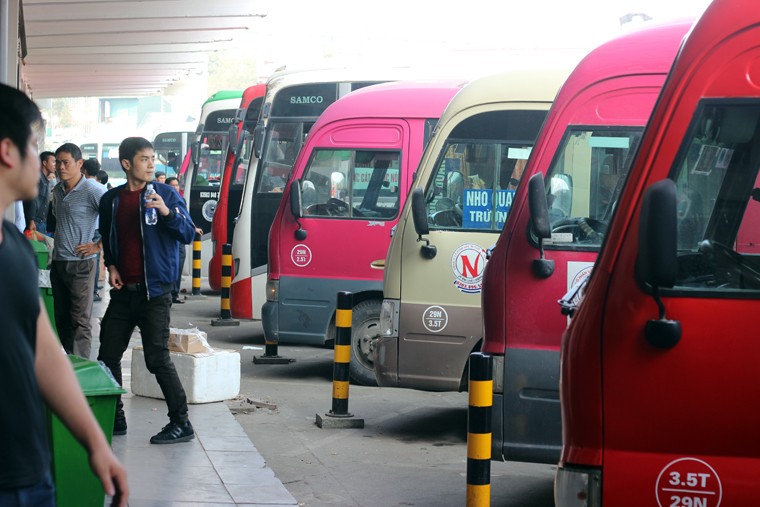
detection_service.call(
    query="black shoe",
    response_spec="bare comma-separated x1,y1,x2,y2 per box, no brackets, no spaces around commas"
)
113,417,127,436
172,297,185,304
150,421,194,444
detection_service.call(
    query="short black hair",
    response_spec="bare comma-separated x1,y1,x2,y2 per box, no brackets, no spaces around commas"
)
40,151,55,163
155,171,166,178
82,157,101,177
165,176,179,186
0,83,42,161
96,170,108,184
119,136,153,172
56,142,83,161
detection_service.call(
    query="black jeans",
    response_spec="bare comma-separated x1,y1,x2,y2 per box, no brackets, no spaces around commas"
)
173,244,186,299
97,288,189,423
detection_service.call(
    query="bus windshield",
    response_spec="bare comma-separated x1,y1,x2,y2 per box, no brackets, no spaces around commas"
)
300,149,402,219
81,143,98,160
543,127,643,248
423,110,549,231
194,132,229,187
256,121,312,193
153,133,187,177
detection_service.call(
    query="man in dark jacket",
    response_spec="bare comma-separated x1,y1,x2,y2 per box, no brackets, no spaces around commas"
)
97,136,197,444
0,82,128,505
22,150,55,234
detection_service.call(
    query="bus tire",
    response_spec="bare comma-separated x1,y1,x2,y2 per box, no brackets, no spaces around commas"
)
349,299,381,386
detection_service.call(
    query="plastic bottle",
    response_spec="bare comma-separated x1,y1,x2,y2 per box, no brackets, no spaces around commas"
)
144,183,158,225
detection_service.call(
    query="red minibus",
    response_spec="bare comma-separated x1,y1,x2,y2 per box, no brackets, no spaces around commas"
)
555,0,760,504
480,20,691,466
263,80,464,384
209,84,266,291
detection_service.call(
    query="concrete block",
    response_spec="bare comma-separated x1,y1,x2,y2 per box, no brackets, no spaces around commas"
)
131,346,240,404
315,412,365,429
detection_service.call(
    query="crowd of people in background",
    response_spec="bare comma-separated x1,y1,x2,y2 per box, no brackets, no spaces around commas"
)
0,83,206,505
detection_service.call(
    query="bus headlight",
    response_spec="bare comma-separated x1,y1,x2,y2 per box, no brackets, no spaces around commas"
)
266,280,279,302
380,299,399,338
555,466,601,507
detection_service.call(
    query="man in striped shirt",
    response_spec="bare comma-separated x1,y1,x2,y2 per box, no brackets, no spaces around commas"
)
50,143,106,359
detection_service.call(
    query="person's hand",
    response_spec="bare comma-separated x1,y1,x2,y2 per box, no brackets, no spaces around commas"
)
195,227,203,237
26,220,37,233
74,241,100,258
108,265,123,290
145,190,171,217
88,445,129,507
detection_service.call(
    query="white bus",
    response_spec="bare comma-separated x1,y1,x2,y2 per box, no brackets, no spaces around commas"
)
230,67,420,320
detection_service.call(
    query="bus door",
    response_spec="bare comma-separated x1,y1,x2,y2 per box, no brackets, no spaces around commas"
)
396,110,548,391
187,109,236,234
502,127,642,463
228,95,264,243
249,120,312,297
600,102,760,505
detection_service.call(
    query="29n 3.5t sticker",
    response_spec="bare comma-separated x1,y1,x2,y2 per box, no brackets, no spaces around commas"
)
422,306,448,333
291,244,312,267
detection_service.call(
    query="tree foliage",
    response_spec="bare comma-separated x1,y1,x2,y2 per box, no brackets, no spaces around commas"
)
207,48,258,93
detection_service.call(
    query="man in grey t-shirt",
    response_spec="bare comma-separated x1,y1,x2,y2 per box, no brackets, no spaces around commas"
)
50,143,106,359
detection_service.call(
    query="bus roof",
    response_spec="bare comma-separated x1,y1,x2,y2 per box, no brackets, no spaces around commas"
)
563,19,691,97
261,67,448,104
440,65,573,124
309,79,468,130
241,83,266,105
202,90,244,106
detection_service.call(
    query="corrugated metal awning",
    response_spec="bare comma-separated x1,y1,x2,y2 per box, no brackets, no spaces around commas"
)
20,0,264,98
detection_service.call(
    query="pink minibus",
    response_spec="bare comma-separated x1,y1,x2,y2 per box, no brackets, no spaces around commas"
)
263,80,464,384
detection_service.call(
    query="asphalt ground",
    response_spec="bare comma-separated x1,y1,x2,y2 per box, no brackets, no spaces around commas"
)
168,286,557,507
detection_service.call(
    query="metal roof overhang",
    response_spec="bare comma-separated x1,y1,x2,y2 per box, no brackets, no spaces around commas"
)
21,0,264,98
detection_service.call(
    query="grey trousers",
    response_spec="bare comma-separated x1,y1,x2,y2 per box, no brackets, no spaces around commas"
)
50,258,97,359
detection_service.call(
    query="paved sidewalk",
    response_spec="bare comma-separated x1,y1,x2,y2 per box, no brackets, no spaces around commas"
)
90,281,297,506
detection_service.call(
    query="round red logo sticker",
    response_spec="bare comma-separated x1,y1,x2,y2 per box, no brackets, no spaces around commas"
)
656,457,722,507
450,243,487,294
291,244,312,267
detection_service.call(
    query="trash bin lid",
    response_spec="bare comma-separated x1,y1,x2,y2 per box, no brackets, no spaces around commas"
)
68,355,127,396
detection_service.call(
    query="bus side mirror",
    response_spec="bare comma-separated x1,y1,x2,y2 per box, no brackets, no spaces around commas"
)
289,180,307,240
411,188,436,259
638,178,680,349
191,141,201,166
528,173,554,278
253,122,265,159
228,124,240,155
233,130,248,160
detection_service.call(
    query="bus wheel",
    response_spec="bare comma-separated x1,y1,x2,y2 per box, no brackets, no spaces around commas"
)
349,299,381,386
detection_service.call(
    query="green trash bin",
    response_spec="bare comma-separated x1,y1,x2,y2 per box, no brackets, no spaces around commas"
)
28,238,56,333
48,355,126,507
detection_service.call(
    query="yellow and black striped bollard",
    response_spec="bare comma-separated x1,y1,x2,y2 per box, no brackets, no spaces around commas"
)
315,291,364,429
191,232,202,296
467,352,492,506
212,244,239,326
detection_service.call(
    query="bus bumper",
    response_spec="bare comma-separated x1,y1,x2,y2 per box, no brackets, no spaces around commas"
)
261,301,279,342
373,336,398,387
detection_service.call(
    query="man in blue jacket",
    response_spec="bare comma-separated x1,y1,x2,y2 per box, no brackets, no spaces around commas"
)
98,136,197,444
